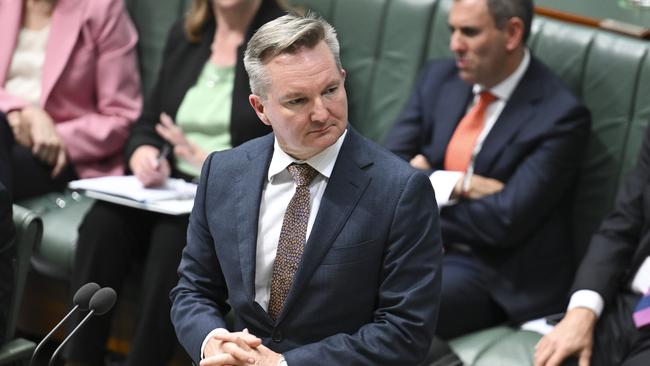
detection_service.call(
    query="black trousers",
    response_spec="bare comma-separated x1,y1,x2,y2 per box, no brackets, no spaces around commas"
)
1,111,77,200
589,292,650,365
0,113,12,189
0,180,14,344
64,201,189,366
562,291,650,366
0,114,15,344
435,253,508,339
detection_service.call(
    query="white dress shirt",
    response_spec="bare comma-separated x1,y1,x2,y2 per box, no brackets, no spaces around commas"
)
431,49,531,206
568,256,650,317
201,130,348,364
254,130,347,310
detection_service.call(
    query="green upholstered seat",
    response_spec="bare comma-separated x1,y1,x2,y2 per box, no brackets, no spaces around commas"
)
449,326,541,366
0,205,41,365
17,191,93,279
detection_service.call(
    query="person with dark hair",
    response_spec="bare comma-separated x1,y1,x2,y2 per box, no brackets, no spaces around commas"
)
170,12,442,366
64,1,287,365
384,0,591,339
0,0,141,200
535,123,650,366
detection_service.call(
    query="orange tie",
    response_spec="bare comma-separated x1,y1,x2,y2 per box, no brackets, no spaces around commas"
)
444,91,497,172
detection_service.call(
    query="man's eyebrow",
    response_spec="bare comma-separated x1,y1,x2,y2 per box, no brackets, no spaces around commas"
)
280,92,305,100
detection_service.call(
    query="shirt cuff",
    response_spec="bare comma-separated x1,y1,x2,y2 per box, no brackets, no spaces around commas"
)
567,289,605,318
278,355,288,366
631,256,650,294
430,170,463,207
200,328,229,360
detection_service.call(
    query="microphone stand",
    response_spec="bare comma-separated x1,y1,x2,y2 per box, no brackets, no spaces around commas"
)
28,304,79,366
47,309,96,366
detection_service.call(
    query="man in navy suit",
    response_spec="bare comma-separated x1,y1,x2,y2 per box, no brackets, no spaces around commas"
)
384,0,591,339
170,13,443,366
535,124,650,366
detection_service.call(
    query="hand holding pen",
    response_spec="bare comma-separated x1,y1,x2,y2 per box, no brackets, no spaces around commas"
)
129,144,171,188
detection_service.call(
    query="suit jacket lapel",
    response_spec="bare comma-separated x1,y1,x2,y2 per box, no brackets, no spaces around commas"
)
0,0,22,85
428,78,472,168
41,0,83,105
235,135,274,302
277,129,372,322
474,61,543,173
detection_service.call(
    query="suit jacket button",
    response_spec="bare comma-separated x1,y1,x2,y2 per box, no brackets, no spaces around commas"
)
272,329,282,343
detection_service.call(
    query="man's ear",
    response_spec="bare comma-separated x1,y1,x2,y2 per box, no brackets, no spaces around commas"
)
249,94,271,126
504,17,525,51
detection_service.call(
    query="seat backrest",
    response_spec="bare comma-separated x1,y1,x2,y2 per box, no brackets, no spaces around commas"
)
124,0,192,98
289,0,442,142
289,0,650,261
5,206,41,341
529,17,650,258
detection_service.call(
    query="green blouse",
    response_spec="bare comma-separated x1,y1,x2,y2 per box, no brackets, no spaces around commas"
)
175,61,235,177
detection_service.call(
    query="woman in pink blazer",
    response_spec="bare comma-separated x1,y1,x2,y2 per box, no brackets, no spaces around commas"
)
0,0,141,199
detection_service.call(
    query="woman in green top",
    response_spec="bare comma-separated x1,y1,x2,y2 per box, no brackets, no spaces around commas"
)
64,1,288,365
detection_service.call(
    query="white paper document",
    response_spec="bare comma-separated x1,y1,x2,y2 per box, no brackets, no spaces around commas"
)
69,176,197,215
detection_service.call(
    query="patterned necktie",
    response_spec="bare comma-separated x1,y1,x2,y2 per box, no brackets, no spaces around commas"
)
444,91,497,172
268,163,318,320
633,289,650,328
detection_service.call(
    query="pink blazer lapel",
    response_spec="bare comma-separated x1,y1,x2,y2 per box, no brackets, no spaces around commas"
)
40,0,84,105
0,0,23,85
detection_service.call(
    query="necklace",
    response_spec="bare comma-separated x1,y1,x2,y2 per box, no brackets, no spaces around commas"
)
204,63,233,88
205,68,224,87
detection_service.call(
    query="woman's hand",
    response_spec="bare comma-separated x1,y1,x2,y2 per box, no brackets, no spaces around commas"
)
156,113,208,169
19,106,68,177
7,110,33,147
129,145,171,187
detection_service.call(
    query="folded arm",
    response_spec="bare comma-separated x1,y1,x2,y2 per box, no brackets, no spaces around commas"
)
441,107,590,248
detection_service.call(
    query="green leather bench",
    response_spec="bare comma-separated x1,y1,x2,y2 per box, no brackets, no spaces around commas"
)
15,0,650,364
0,206,41,365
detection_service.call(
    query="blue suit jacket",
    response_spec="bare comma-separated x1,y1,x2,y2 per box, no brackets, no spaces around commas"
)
384,57,591,321
171,128,443,365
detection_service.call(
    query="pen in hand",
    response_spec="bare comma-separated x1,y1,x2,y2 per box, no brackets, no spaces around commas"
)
154,144,171,170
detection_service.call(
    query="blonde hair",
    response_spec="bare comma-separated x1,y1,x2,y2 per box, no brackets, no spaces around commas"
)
184,0,291,43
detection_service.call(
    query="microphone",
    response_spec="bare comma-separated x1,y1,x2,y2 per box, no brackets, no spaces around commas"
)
48,287,117,366
29,282,100,366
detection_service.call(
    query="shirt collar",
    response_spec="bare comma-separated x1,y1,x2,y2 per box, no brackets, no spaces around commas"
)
473,48,530,101
267,129,348,182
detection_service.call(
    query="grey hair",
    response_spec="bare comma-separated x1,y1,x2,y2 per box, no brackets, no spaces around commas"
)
486,0,533,42
244,12,342,98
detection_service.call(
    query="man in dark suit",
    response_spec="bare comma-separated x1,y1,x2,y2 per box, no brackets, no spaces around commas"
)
170,13,443,366
384,0,591,339
534,125,650,366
